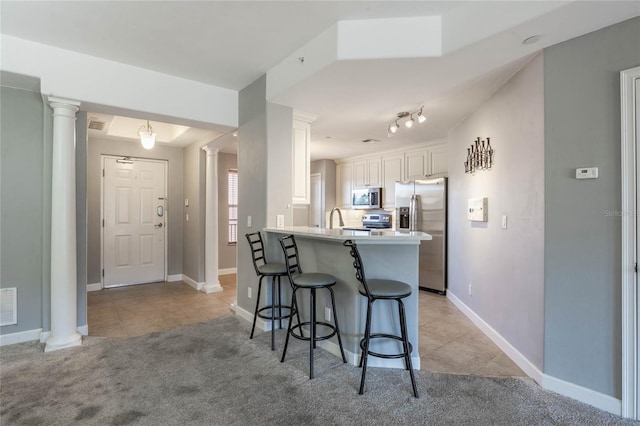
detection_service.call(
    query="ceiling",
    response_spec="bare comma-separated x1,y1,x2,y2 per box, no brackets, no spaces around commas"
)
2,1,638,160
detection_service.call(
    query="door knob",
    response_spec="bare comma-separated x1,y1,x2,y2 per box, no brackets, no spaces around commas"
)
154,223,163,228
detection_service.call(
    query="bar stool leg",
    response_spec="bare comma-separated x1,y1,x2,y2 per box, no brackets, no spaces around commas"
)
359,299,374,395
398,299,419,398
328,287,347,363
250,276,264,340
277,276,283,330
310,288,316,379
270,277,276,351
281,289,298,363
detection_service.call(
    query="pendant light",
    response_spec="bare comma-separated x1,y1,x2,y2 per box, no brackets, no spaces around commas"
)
138,120,156,150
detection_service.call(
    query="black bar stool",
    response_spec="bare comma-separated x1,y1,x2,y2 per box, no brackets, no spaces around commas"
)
343,239,419,398
245,232,296,351
279,234,347,379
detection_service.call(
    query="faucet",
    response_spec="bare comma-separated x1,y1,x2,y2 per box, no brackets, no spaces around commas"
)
329,207,345,229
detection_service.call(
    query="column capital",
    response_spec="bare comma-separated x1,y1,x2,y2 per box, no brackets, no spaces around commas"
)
47,96,81,111
202,145,220,155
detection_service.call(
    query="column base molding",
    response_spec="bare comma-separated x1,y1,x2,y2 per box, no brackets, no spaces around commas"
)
201,282,223,294
44,333,82,352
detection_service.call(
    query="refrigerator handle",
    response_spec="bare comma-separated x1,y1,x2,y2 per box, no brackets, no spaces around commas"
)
409,194,418,232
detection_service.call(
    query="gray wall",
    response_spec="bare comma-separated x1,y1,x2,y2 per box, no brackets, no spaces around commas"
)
448,54,545,369
237,76,269,312
543,16,640,398
236,75,294,314
76,111,88,327
218,152,238,270
182,142,205,282
0,86,49,334
87,138,184,284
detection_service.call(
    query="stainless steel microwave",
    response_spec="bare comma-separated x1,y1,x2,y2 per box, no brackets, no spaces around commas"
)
352,187,382,209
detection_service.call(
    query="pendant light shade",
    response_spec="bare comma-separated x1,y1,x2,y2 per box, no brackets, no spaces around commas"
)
138,120,156,150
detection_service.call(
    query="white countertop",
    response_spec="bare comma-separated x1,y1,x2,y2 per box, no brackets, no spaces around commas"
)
264,226,432,243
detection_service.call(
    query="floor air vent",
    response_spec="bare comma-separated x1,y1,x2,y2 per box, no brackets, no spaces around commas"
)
0,288,17,326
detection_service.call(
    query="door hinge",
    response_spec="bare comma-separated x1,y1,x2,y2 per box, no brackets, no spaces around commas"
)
102,169,105,177
102,269,104,277
102,219,105,227
635,263,638,273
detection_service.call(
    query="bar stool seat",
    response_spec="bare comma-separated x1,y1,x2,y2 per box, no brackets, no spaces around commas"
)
246,232,296,351
279,234,347,379
344,239,419,398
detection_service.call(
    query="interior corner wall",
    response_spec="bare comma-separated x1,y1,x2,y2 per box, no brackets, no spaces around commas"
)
86,138,184,285
182,141,205,282
448,54,545,370
311,159,337,228
217,152,238,270
0,86,48,335
543,16,640,399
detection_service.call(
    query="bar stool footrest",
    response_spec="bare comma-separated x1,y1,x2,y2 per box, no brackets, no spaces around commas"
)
256,305,294,321
360,333,413,359
290,321,338,342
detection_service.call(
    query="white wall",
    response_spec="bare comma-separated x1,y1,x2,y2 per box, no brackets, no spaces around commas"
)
448,54,545,370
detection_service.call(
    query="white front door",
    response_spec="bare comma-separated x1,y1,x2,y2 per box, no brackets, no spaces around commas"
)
103,157,167,287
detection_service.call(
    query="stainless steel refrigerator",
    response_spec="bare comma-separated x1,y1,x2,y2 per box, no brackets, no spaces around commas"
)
395,178,447,294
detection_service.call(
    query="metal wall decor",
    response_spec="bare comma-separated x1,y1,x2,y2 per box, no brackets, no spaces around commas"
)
464,137,494,174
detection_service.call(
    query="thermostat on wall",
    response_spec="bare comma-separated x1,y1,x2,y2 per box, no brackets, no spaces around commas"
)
576,167,598,179
468,197,488,222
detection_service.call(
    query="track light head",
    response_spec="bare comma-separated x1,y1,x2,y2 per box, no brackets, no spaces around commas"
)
405,115,414,128
389,121,399,134
417,112,426,124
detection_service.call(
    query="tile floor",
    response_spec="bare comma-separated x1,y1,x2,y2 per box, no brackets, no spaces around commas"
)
88,274,525,377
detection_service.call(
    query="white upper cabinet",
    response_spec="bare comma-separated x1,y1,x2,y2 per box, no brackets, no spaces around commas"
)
382,154,404,209
405,144,448,180
336,162,353,208
291,111,317,205
353,157,382,188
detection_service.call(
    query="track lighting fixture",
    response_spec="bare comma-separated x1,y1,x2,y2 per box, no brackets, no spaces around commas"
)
387,106,426,137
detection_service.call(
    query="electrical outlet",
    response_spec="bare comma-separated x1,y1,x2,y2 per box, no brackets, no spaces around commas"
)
501,215,508,230
276,214,285,228
468,285,472,296
324,307,331,322
248,287,252,299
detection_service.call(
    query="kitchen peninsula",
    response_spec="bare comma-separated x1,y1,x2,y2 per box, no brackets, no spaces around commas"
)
263,226,431,369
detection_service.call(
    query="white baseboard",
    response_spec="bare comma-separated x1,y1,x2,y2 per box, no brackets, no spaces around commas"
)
0,328,43,346
167,274,183,282
235,304,272,332
447,291,622,416
541,374,622,416
182,274,204,291
447,291,543,383
87,283,102,292
219,268,237,275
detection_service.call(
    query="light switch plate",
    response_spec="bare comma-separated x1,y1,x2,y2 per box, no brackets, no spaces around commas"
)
276,214,285,228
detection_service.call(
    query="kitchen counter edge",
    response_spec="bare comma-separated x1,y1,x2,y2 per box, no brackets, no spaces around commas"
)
263,226,432,244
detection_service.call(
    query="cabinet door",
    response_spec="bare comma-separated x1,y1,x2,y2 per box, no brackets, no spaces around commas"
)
367,157,382,187
382,155,403,209
292,119,310,204
353,160,367,189
336,163,353,208
429,145,448,176
405,150,428,180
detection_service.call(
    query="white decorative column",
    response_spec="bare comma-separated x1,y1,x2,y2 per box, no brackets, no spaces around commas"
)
45,97,82,352
202,145,223,293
